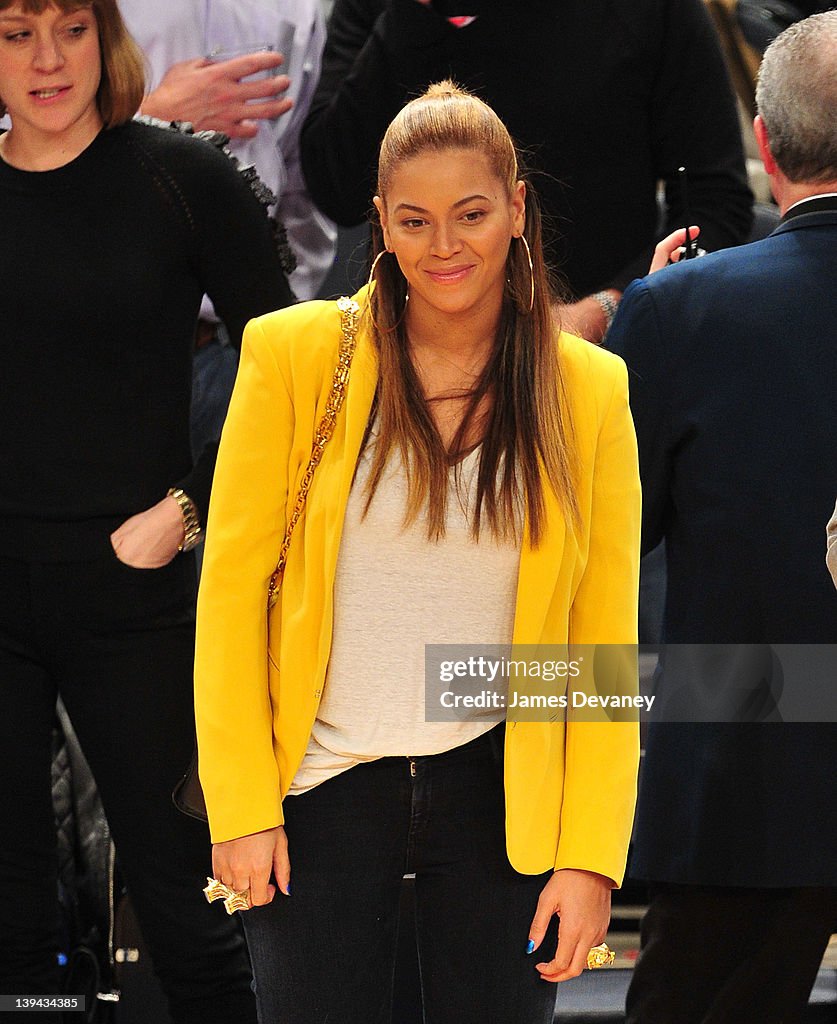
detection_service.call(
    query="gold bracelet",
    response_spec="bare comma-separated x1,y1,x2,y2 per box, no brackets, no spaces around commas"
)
167,487,203,552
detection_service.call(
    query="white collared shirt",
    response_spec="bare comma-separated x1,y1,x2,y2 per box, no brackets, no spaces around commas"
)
783,192,837,217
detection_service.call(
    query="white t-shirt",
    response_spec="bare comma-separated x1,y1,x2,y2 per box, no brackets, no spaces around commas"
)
289,434,521,794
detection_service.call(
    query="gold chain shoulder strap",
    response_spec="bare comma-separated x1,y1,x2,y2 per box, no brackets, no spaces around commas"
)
267,296,361,609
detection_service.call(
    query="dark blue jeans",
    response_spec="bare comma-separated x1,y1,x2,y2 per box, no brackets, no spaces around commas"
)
242,726,559,1024
0,551,256,1024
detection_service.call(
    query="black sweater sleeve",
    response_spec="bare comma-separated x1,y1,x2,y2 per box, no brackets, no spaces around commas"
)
134,128,295,520
146,130,295,350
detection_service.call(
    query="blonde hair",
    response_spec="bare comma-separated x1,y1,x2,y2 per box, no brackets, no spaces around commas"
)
0,0,145,126
367,81,578,547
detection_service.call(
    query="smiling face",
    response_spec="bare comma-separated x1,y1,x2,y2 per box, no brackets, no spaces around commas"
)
0,2,102,150
374,147,526,324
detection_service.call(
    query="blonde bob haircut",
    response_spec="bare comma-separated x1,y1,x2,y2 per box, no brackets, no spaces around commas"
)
367,81,578,547
0,0,145,126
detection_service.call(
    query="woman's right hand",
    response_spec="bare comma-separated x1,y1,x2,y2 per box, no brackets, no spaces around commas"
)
110,494,186,568
212,825,291,906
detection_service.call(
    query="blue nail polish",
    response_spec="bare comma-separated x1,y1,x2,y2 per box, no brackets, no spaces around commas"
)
285,884,291,896
526,939,536,955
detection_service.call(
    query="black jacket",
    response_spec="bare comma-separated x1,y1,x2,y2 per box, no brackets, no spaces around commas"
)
608,201,837,887
301,0,753,296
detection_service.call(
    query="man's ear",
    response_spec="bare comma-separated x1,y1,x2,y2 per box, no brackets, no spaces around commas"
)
753,115,777,177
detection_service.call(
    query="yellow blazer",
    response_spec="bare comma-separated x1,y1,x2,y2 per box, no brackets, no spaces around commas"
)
195,287,641,884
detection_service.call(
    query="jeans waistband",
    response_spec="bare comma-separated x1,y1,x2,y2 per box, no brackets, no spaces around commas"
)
400,722,505,770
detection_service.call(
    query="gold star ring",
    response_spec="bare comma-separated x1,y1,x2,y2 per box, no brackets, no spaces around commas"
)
203,876,252,915
586,943,616,969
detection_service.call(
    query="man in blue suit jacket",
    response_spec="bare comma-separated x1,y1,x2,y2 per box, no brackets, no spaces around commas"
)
608,12,837,1023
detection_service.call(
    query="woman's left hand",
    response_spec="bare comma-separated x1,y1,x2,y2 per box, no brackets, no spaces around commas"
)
527,868,613,983
110,495,186,568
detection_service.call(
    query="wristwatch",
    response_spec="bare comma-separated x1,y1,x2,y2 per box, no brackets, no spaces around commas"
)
590,290,620,337
167,487,203,552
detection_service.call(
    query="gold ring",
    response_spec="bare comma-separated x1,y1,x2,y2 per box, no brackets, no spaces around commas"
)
586,943,615,969
203,876,252,915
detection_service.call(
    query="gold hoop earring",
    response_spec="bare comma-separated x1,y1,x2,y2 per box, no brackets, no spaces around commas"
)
367,294,409,335
366,249,409,335
367,249,389,290
519,235,534,313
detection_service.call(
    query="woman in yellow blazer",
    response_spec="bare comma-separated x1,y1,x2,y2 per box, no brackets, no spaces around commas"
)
195,82,640,1024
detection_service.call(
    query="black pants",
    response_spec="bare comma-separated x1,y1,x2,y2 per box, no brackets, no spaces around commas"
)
242,727,559,1024
626,882,837,1024
0,551,256,1024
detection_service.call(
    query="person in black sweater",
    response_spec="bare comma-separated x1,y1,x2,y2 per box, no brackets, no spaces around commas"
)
300,0,754,343
0,1,291,1021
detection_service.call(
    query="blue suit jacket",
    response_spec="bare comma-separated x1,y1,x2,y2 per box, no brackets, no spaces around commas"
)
608,201,837,886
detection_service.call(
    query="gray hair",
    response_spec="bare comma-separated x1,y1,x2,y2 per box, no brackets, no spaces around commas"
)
755,11,837,183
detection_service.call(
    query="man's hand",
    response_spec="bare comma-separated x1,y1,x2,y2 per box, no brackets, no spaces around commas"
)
527,868,613,983
110,494,186,568
140,53,293,140
649,225,701,274
213,826,291,907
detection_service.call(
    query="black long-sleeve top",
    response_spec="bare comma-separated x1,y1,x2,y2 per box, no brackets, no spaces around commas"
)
301,0,754,297
0,120,293,559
